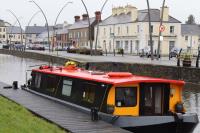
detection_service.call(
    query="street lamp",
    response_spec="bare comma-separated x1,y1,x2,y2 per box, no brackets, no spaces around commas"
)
7,9,23,46
29,0,51,52
52,1,73,55
146,0,154,60
94,0,109,55
80,0,92,56
157,0,166,60
25,10,41,51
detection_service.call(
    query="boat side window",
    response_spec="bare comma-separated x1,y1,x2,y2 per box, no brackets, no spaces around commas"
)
35,73,41,89
82,83,96,104
116,87,137,107
44,75,57,93
62,79,73,97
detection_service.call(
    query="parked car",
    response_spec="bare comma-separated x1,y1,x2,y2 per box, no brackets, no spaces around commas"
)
169,47,180,58
30,44,45,50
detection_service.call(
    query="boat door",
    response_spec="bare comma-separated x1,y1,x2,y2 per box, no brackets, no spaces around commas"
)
139,83,170,115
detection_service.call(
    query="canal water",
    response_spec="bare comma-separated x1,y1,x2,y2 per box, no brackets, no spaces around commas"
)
0,54,199,133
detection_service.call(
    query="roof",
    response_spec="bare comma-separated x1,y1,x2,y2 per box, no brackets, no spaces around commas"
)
6,26,25,34
181,24,200,36
68,17,96,30
33,67,185,86
100,9,181,26
25,26,54,34
56,28,69,34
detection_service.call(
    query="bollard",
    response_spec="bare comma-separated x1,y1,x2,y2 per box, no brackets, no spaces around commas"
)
12,81,18,90
91,107,99,121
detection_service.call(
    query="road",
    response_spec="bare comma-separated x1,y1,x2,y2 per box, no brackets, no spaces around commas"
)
27,50,199,67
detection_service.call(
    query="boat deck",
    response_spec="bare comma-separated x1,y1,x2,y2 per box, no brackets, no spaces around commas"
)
0,82,130,133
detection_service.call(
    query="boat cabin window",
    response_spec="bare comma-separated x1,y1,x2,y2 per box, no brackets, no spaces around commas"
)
116,87,137,107
82,83,96,104
35,73,41,89
62,79,72,97
43,75,58,93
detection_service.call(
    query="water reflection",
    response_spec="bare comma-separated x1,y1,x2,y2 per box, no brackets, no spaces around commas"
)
183,84,200,133
0,54,199,133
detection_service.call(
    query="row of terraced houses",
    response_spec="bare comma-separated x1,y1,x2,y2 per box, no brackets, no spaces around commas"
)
0,5,200,55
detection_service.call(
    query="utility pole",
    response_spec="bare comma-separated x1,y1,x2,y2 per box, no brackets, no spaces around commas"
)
52,1,73,55
7,10,23,46
25,10,41,51
80,0,92,56
146,0,154,60
157,0,166,60
29,0,50,52
94,0,109,55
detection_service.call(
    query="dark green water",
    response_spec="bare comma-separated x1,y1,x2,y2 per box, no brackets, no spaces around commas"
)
0,54,199,133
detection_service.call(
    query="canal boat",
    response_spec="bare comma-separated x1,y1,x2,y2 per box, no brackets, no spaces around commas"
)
27,62,198,133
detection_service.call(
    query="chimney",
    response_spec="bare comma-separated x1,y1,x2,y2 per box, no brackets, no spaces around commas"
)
34,24,37,26
160,6,169,21
82,14,88,21
116,6,124,15
95,11,101,21
74,16,80,22
112,7,117,16
125,5,138,21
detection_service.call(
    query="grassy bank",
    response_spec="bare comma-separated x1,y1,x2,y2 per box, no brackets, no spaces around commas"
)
0,96,66,133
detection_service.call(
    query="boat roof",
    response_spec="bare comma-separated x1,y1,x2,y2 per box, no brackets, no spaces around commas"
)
33,67,185,86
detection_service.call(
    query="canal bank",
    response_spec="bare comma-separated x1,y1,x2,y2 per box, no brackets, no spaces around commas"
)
0,54,199,133
0,49,200,84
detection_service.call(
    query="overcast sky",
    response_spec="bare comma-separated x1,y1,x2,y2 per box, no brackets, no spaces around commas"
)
0,0,199,28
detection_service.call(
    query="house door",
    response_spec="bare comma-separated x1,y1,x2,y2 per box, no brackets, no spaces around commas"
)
140,83,170,115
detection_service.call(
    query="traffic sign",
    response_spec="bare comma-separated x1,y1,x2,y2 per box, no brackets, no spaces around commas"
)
159,25,165,32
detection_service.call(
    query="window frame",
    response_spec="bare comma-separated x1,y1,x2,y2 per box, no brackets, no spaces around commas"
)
61,78,73,97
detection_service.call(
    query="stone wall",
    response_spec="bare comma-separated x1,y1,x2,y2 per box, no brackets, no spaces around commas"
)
1,49,200,84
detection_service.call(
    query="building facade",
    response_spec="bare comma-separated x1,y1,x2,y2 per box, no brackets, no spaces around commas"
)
181,24,200,55
0,20,8,43
68,11,101,48
95,5,182,55
6,26,25,44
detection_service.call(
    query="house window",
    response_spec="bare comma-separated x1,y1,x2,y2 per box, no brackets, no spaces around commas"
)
77,32,80,38
148,40,154,46
104,28,106,35
185,36,188,41
170,26,174,34
118,27,120,35
125,41,129,51
151,25,153,33
115,87,137,107
110,28,112,34
137,25,140,33
82,83,96,103
127,26,129,34
62,79,72,97
3,35,5,38
34,73,41,89
85,31,87,37
3,28,5,32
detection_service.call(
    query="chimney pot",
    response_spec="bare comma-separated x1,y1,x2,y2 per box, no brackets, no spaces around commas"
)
95,11,101,21
74,16,80,22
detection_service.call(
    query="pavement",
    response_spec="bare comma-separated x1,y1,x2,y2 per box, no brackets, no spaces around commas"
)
26,50,199,67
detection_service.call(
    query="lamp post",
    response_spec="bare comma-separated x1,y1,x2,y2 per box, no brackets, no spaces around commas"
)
146,0,154,60
25,10,41,51
94,0,109,55
52,1,73,55
7,10,23,46
29,0,50,52
80,0,92,56
157,0,166,60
